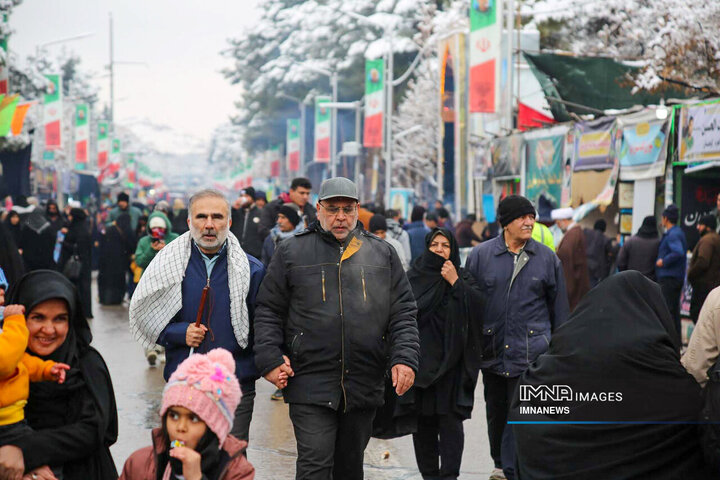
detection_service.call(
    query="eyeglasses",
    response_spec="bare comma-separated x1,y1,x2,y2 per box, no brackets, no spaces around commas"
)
319,202,357,216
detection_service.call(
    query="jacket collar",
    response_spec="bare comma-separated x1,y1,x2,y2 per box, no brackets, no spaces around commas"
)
492,230,538,256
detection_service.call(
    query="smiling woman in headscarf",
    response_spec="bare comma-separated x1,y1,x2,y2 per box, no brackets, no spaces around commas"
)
510,270,710,479
401,228,484,480
0,270,118,480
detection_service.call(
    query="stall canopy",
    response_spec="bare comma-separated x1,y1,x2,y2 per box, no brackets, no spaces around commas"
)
524,53,701,121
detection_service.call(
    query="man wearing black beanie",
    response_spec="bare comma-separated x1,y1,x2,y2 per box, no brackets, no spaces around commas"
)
108,190,142,231
465,194,569,480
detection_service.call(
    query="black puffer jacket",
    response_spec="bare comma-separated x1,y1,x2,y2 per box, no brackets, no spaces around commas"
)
230,204,268,259
254,222,419,412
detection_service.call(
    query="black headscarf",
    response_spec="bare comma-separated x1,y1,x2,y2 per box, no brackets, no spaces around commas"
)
407,228,460,313
8,270,91,383
511,271,709,479
7,270,118,476
637,215,659,239
406,228,467,389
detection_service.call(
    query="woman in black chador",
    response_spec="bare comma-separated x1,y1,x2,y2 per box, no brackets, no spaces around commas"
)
403,228,484,480
59,208,93,318
511,270,710,479
98,213,136,305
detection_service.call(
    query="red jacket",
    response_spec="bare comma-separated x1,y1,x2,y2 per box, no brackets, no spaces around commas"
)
119,428,254,480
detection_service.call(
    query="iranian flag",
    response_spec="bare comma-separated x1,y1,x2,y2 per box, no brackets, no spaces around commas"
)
469,0,502,113
126,153,137,187
110,138,121,172
0,27,8,95
97,121,109,169
287,119,300,172
363,59,384,148
74,104,89,169
43,74,63,150
314,96,330,162
270,145,281,177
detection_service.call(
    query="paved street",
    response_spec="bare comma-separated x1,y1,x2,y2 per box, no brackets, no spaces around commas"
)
89,278,494,479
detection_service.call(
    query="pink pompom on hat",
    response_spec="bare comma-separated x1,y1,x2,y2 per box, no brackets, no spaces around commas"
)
160,349,241,445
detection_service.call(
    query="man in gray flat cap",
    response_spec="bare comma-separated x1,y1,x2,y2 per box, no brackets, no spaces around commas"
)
254,177,419,480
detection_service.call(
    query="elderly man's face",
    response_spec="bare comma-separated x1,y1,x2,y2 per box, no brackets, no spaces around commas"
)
188,196,231,253
317,198,358,242
506,213,536,240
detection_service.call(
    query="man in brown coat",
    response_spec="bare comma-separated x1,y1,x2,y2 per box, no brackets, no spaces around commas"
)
552,207,590,311
688,215,720,322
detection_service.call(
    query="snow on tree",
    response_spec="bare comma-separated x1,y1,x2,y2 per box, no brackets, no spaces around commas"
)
524,0,720,92
392,57,440,194
390,0,466,194
223,0,435,152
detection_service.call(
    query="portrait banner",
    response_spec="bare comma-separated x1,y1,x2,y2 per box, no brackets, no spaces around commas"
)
524,126,567,208
678,101,720,163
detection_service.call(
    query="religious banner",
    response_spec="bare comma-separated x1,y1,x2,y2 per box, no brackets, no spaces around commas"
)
314,96,331,162
678,101,720,163
97,121,109,169
469,0,502,113
680,174,720,250
618,109,668,181
524,126,567,209
363,58,384,148
287,118,300,172
490,134,523,178
74,104,89,169
43,74,62,150
573,117,618,171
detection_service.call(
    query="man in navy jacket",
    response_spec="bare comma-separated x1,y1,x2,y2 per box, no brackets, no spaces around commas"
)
465,195,569,480
656,204,688,336
139,189,265,446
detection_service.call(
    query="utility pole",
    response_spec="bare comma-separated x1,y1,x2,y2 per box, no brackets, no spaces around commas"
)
109,13,114,124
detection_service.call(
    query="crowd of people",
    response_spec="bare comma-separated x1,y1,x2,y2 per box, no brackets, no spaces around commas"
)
0,180,720,480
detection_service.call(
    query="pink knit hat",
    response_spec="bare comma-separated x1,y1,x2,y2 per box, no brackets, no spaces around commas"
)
160,349,241,445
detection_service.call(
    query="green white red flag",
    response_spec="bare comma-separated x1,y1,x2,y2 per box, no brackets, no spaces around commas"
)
43,74,63,150
126,153,136,187
314,96,330,162
363,59,384,148
287,119,300,171
97,121,109,169
0,14,9,95
74,104,89,169
270,145,281,177
469,0,502,113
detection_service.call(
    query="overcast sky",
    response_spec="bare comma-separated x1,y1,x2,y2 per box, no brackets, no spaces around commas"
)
11,0,262,154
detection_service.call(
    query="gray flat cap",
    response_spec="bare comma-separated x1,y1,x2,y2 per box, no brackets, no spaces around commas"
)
318,177,358,201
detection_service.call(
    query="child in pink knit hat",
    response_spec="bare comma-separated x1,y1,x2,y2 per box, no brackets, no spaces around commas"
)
120,349,255,480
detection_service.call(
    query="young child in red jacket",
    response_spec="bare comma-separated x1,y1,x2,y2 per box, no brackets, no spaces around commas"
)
120,349,254,480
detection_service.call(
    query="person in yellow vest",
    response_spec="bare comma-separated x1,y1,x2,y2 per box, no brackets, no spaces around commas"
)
532,221,556,252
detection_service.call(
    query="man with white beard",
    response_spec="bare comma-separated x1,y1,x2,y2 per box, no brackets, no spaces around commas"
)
129,188,265,447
